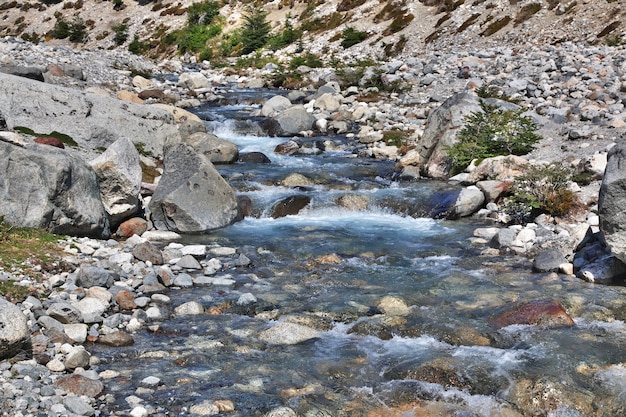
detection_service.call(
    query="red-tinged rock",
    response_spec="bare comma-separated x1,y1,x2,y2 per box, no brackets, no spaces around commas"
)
492,300,575,329
56,374,104,397
34,136,65,149
97,331,134,347
115,289,137,310
115,217,148,238
138,89,165,100
46,63,66,77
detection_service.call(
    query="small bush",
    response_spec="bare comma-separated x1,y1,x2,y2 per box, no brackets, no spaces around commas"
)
605,34,624,47
507,162,583,220
177,24,221,54
69,17,87,43
50,16,87,43
289,52,323,69
112,22,128,45
187,0,220,25
267,17,301,50
50,15,71,39
128,34,149,54
219,29,242,57
340,26,368,48
235,51,278,70
476,84,521,104
383,129,413,149
446,101,541,174
198,47,213,62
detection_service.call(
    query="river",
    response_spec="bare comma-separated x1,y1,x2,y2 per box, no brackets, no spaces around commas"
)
91,89,626,416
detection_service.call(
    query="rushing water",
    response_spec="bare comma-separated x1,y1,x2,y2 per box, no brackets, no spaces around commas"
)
91,90,626,416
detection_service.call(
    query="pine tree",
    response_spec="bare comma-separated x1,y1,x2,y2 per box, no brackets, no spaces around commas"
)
240,6,270,55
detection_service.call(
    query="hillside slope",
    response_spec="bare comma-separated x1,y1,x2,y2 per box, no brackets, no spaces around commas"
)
1,0,624,62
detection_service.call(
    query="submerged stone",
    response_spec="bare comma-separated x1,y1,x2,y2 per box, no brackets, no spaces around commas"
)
491,300,575,328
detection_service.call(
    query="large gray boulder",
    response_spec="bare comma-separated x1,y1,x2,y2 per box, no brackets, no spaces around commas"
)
182,132,239,164
177,72,212,90
149,143,239,233
0,141,110,237
413,92,482,179
598,139,626,264
261,95,292,117
90,138,142,226
0,72,179,156
0,296,30,360
262,105,316,136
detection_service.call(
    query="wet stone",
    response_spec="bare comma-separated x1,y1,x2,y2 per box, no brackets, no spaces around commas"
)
76,266,113,288
115,289,137,310
98,331,134,347
47,302,82,324
492,300,575,328
64,395,95,416
132,242,164,265
56,374,104,397
64,346,90,370
176,254,202,269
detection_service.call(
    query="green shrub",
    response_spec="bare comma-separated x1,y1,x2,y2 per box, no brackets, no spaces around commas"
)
68,17,87,42
605,34,624,47
476,84,521,104
177,23,221,54
48,15,87,42
112,22,128,45
506,162,583,220
50,15,71,39
187,0,220,25
198,47,213,62
128,34,149,54
289,52,323,69
267,17,301,50
235,51,278,69
340,26,368,48
446,101,541,174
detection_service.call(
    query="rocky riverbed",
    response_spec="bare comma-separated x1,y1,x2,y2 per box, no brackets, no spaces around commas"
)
1,35,626,416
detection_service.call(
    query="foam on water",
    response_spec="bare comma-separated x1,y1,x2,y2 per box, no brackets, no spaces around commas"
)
230,206,447,235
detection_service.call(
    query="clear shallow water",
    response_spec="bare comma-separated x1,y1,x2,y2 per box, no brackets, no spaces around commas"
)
91,96,626,416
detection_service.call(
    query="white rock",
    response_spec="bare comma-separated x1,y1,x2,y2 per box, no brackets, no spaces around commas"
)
130,406,149,417
174,301,205,316
141,376,161,386
209,247,237,256
46,358,66,372
180,245,207,256
126,318,143,332
259,322,320,345
64,323,88,343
